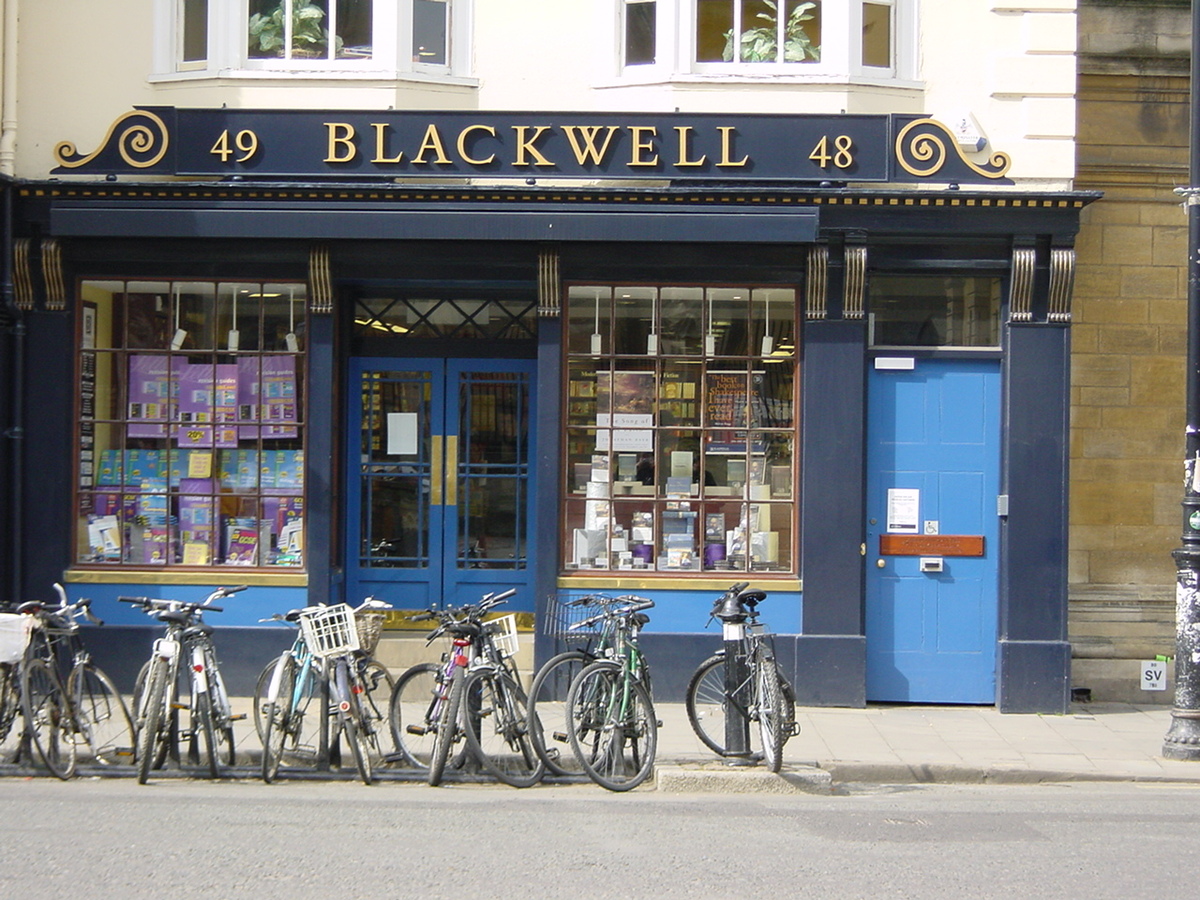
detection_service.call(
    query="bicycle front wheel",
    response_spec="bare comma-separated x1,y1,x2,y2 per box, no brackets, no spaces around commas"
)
462,668,543,788
389,662,441,769
0,663,20,750
527,650,592,777
685,654,736,757
428,664,465,787
567,661,657,792
261,653,298,783
755,650,786,773
135,656,171,784
67,663,135,767
21,658,77,779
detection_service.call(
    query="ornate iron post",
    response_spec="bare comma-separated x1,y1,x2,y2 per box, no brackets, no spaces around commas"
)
1164,0,1200,761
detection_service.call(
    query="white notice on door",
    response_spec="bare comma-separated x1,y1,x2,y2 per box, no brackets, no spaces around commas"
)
886,488,920,533
386,412,419,455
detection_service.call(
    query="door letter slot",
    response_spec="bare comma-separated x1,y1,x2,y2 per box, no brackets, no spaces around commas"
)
919,557,944,574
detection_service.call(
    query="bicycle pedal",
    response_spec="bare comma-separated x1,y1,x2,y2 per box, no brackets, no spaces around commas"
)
552,731,568,743
228,713,247,722
655,719,663,728
170,702,190,711
406,724,430,736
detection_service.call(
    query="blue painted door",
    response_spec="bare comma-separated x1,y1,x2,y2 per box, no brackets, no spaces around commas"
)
345,358,536,611
865,359,1000,703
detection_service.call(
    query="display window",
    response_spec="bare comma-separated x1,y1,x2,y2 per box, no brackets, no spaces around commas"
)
75,279,307,569
564,283,798,574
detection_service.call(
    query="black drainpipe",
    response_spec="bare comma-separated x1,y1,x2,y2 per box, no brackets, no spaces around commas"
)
1,182,22,601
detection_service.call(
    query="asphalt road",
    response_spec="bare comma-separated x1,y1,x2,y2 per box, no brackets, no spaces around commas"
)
1,778,1195,899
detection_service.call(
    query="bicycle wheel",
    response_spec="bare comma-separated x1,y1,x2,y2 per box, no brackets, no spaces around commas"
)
261,653,297,783
527,650,592,777
356,657,393,760
462,668,543,788
335,661,373,785
567,660,657,792
755,650,786,773
685,654,736,757
252,659,277,743
67,663,135,767
135,656,171,784
207,661,237,770
428,664,465,787
389,662,441,769
21,658,77,779
0,663,19,748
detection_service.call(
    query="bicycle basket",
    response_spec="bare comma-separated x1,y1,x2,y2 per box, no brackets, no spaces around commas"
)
544,594,610,643
298,604,361,658
0,614,32,665
487,614,519,658
354,611,385,655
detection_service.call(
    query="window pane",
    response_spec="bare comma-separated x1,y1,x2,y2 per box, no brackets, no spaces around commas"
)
413,0,448,65
696,0,732,62
248,0,333,60
625,0,656,65
181,0,208,63
862,2,891,68
786,0,821,62
869,275,1001,347
337,0,372,58
564,282,798,576
77,280,307,569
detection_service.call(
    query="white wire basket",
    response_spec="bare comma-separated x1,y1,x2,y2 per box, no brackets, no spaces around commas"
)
0,613,31,665
298,604,360,659
487,614,519,659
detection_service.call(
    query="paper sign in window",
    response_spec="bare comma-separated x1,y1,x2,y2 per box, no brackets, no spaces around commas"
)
387,412,419,455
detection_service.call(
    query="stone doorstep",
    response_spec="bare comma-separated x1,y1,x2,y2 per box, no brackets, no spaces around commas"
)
654,762,833,794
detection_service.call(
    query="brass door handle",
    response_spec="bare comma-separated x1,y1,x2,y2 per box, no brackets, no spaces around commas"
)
431,435,443,506
445,434,458,507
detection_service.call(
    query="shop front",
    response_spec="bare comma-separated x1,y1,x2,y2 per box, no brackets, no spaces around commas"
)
6,108,1095,710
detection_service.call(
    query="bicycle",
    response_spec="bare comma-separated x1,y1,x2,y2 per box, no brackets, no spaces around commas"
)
15,584,135,779
684,582,799,772
122,585,246,783
564,595,658,792
526,593,625,777
0,611,32,761
259,597,394,784
389,587,542,788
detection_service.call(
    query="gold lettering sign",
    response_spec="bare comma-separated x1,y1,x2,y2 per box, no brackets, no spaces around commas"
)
324,122,357,163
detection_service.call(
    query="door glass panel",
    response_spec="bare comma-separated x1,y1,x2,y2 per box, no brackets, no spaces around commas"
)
457,372,529,569
358,370,432,568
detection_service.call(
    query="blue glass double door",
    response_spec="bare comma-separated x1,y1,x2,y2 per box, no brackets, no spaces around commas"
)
345,357,537,611
865,359,1001,704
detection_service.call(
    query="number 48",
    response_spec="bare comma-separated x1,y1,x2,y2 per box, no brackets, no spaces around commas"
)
809,134,854,169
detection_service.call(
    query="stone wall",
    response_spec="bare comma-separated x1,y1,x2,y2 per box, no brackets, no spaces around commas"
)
1071,0,1189,701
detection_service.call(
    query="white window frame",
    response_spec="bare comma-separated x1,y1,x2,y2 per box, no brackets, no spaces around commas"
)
613,0,916,85
151,0,474,83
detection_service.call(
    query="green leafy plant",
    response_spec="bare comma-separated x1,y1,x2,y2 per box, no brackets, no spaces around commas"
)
249,3,340,57
723,1,820,63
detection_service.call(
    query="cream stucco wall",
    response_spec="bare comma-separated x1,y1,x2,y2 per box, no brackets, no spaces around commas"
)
13,1,1077,186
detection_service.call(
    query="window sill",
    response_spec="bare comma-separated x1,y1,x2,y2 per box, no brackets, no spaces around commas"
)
559,574,801,593
64,568,308,587
594,71,922,92
149,69,480,89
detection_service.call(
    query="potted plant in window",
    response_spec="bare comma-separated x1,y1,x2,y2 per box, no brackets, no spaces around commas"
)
723,1,820,63
248,3,341,58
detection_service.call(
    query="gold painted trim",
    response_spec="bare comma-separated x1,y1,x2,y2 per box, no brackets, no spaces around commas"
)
64,569,309,587
445,434,459,507
806,245,828,320
431,435,444,506
538,249,561,317
383,610,535,631
308,244,333,314
42,239,67,311
558,576,802,592
54,109,170,170
1048,247,1075,323
894,118,1012,181
12,238,33,311
1010,247,1036,322
843,244,866,320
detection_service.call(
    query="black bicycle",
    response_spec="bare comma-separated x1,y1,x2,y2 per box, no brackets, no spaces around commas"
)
684,582,798,772
16,584,135,778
